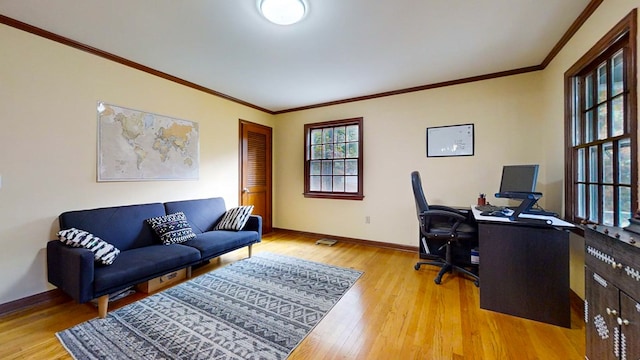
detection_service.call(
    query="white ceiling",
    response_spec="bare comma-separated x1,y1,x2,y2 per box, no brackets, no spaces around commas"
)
0,0,592,112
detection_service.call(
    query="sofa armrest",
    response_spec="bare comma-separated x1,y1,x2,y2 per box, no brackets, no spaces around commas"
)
47,240,95,303
242,215,262,239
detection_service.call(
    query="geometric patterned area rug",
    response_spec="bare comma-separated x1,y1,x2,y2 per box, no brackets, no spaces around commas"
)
56,252,363,359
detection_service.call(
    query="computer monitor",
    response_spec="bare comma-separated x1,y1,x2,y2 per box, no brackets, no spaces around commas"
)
495,164,556,220
499,164,539,193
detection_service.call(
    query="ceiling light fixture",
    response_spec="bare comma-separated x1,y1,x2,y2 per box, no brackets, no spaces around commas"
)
259,0,307,26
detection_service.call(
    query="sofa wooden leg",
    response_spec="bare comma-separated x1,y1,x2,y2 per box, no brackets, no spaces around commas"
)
248,244,253,258
186,266,192,279
97,295,109,319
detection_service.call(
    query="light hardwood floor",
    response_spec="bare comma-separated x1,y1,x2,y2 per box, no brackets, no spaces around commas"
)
0,230,585,359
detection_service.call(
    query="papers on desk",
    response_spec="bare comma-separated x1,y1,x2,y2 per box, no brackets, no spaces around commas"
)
471,206,575,228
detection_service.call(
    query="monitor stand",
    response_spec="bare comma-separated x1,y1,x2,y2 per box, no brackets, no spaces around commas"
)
495,192,547,221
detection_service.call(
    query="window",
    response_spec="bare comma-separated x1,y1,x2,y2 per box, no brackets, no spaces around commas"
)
304,117,364,200
565,11,637,227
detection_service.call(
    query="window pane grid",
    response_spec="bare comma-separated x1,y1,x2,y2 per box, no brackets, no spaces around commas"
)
611,50,624,96
588,146,598,182
619,138,631,184
589,184,599,222
585,110,595,143
305,118,363,199
570,41,634,226
597,62,607,103
618,186,632,227
597,104,607,140
611,95,625,136
603,185,614,225
585,74,594,108
314,126,359,192
573,135,631,225
573,79,582,146
602,142,613,184
577,184,586,218
577,148,585,181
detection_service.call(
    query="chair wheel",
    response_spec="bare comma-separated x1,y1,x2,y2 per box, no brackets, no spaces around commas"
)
434,278,441,285
414,264,420,270
474,280,480,287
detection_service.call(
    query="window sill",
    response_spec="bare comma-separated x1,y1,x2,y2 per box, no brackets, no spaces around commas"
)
303,192,364,200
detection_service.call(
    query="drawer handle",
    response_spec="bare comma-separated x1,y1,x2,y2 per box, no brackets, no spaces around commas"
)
160,272,178,283
611,262,623,269
617,317,630,326
606,307,618,316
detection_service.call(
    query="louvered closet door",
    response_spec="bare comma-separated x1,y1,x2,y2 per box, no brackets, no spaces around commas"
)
240,120,272,234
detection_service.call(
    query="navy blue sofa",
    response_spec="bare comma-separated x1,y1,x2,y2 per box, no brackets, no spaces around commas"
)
47,197,261,318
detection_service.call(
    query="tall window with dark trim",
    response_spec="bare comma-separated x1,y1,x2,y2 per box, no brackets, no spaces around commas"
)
565,12,637,227
304,117,364,200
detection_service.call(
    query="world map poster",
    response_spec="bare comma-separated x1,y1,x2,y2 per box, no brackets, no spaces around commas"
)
97,102,199,181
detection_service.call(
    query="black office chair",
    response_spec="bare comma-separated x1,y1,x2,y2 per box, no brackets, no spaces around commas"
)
411,171,479,287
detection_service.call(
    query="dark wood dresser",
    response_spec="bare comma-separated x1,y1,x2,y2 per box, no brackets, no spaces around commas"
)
584,224,640,360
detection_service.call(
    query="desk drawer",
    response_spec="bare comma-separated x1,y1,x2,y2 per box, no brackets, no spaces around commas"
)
584,226,640,301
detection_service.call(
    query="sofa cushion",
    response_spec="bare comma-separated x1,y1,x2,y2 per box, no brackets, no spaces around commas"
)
59,203,166,251
146,212,197,245
183,230,259,259
147,212,196,245
58,228,120,265
164,198,227,234
214,206,254,231
93,244,201,294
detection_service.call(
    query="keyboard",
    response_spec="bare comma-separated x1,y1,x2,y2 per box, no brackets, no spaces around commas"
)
480,210,508,217
475,204,505,212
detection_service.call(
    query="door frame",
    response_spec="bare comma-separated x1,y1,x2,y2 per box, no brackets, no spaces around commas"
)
239,119,273,234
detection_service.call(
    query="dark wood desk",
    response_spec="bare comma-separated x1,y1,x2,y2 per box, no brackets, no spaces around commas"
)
472,207,573,328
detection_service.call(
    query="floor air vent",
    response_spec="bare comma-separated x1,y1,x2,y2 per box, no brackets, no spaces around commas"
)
315,238,338,246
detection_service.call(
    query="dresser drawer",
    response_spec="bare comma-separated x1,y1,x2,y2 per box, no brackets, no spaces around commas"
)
585,225,640,301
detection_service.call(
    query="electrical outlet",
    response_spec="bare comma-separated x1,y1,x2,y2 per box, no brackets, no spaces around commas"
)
365,216,370,224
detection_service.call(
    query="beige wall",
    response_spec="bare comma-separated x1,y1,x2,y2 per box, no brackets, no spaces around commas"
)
274,73,546,245
273,0,640,300
1,0,638,305
0,24,275,304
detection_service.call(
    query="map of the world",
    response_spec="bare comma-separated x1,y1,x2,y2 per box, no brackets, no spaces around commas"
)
97,102,199,181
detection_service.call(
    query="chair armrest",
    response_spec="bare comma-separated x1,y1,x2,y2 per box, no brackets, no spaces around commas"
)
47,240,95,303
429,205,467,216
419,209,467,234
420,209,466,222
241,215,262,239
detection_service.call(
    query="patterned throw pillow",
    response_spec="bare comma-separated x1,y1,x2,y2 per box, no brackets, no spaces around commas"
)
214,206,254,231
57,228,120,265
146,212,197,245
